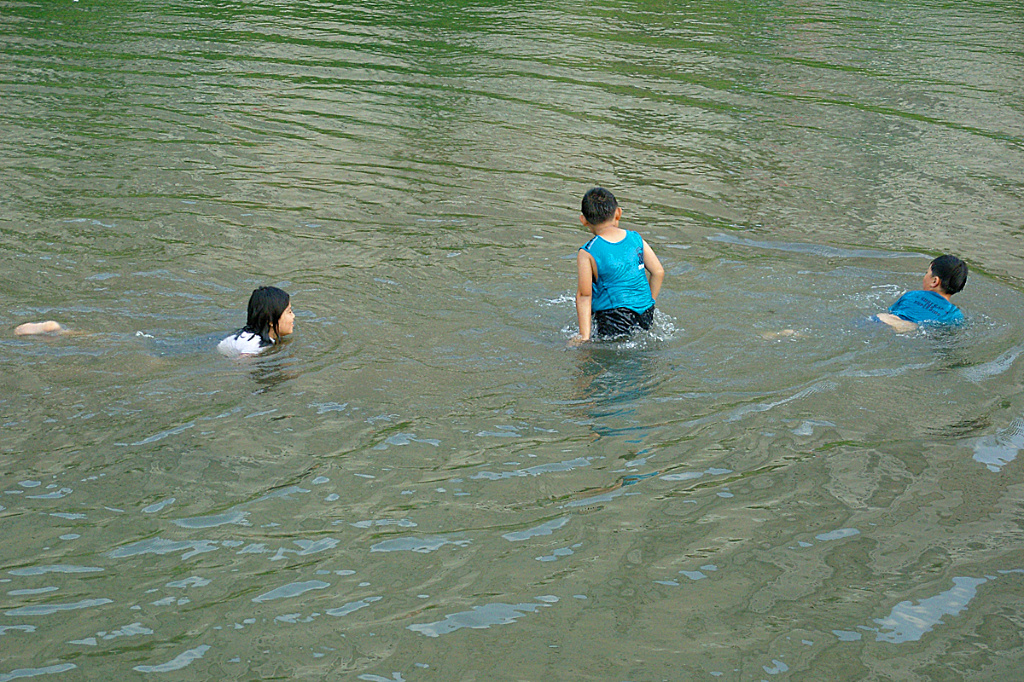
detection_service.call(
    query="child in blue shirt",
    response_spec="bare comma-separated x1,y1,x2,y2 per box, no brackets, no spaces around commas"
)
876,254,967,332
571,187,664,344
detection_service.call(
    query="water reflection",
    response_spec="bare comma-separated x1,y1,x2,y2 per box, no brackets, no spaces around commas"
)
407,596,557,638
2,0,1024,679
568,342,661,428
222,342,305,393
132,645,211,674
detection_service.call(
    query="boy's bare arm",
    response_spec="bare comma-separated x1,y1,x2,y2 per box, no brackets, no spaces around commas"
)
15,321,63,335
875,313,919,333
573,250,596,343
643,240,664,301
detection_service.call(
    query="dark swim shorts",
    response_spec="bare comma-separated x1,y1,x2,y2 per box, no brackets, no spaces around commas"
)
593,305,655,338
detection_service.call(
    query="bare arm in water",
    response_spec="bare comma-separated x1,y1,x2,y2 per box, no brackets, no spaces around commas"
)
874,313,918,333
15,321,64,335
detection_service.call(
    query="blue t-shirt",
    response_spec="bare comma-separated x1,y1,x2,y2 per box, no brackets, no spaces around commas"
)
580,231,655,314
888,290,963,325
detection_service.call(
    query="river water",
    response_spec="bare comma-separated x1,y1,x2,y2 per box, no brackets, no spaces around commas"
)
2,1,1023,680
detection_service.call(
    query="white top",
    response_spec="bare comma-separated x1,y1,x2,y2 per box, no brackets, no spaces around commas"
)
217,331,267,357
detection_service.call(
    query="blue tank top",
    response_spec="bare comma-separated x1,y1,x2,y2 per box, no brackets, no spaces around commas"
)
888,290,963,325
580,231,655,313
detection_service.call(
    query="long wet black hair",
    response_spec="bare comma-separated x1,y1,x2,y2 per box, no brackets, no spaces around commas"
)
237,286,290,347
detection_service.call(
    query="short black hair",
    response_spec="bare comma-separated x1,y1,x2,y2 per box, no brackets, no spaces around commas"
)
931,254,968,295
581,187,618,225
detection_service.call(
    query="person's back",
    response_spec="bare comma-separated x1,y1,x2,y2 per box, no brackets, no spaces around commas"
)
887,289,962,325
582,230,652,313
876,254,967,332
572,187,664,343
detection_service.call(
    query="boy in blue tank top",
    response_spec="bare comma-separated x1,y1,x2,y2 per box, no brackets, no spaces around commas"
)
571,187,664,344
876,254,968,332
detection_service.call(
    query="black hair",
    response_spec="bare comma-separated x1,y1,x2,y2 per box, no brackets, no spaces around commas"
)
581,187,618,226
930,255,968,295
240,286,290,346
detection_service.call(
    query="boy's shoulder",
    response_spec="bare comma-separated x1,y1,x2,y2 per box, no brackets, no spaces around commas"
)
905,289,959,308
890,289,962,324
